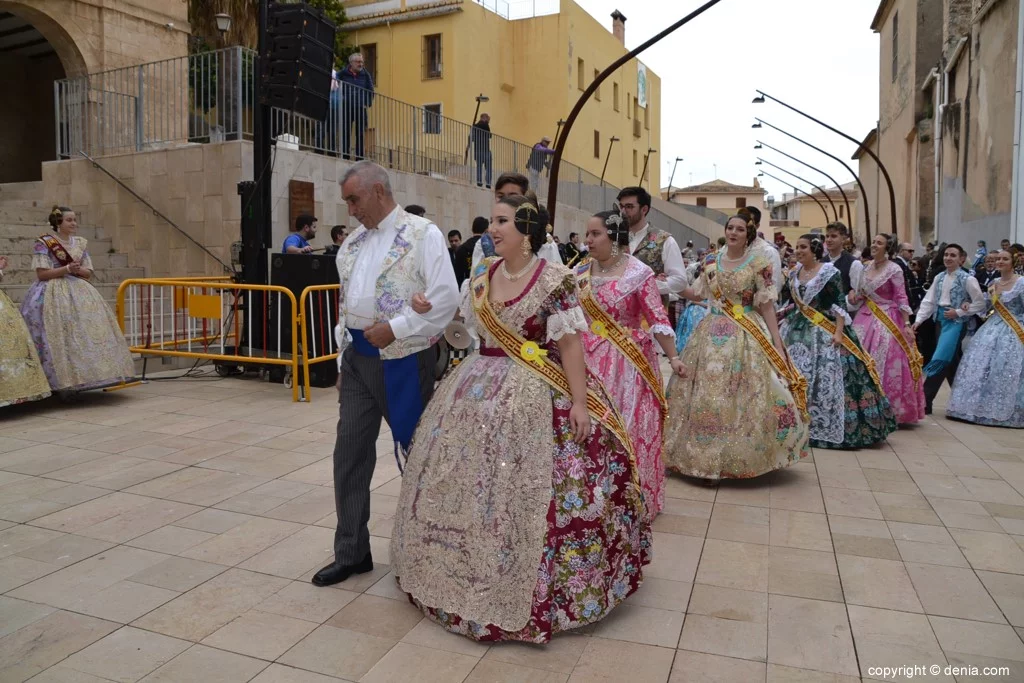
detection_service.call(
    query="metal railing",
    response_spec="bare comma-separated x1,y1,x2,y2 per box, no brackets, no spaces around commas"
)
54,47,706,246
472,0,560,19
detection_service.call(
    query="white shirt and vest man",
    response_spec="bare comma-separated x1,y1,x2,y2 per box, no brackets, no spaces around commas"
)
912,244,986,414
617,187,687,315
314,161,457,588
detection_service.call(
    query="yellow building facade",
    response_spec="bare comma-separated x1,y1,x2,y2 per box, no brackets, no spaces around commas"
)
341,0,661,191
770,185,860,246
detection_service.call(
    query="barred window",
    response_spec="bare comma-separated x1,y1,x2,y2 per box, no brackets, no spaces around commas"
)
423,34,442,80
423,103,442,134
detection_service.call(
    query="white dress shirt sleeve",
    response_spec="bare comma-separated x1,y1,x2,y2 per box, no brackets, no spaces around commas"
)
849,259,863,293
916,279,939,323
960,276,986,317
388,224,459,340
768,244,783,291
658,236,688,295
471,239,484,274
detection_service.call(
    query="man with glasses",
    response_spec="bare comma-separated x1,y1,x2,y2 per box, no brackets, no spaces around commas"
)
616,186,688,314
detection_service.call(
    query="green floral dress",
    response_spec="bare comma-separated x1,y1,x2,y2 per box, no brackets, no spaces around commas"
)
779,263,897,449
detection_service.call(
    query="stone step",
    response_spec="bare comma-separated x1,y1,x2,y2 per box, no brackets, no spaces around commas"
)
0,222,106,241
0,238,125,274
0,181,43,202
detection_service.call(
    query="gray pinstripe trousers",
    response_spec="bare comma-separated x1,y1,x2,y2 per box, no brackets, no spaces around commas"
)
332,343,438,565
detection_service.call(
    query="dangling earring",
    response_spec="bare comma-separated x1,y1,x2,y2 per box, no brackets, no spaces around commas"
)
521,235,532,259
611,243,620,259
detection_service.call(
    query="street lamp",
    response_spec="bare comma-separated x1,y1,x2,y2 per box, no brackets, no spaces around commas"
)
756,140,852,226
755,90,896,238
666,156,683,200
463,93,490,164
757,157,838,221
215,12,232,35
758,170,830,222
641,148,657,191
755,117,871,240
546,0,728,224
599,136,621,187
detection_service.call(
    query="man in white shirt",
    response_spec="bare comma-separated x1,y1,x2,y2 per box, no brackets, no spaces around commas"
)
314,161,458,587
823,222,863,295
912,243,986,414
741,206,783,292
617,186,687,303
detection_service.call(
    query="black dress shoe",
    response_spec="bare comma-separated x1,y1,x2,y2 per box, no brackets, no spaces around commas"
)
311,553,373,587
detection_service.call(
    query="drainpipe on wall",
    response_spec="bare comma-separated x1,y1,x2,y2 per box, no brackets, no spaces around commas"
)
924,67,941,246
1012,1,1024,243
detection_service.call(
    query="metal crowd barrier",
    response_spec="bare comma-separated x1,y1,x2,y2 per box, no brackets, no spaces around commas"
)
115,278,302,402
298,284,341,403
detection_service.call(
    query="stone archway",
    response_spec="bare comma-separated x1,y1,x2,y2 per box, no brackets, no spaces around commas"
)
0,2,87,182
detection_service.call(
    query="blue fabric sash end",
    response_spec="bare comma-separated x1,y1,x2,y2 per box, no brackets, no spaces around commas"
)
348,328,425,473
924,308,963,377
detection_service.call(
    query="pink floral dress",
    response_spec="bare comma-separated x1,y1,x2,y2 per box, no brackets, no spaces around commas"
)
391,259,651,643
578,257,673,518
850,261,926,424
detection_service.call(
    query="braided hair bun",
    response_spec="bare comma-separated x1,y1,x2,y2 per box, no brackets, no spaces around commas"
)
800,233,826,261
727,213,757,246
48,205,71,231
593,209,629,246
498,195,546,254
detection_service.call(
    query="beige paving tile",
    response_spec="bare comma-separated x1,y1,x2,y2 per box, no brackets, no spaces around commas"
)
768,483,826,514
567,637,675,682
0,596,56,638
862,468,920,495
895,540,970,567
257,580,359,624
138,643,269,683
766,595,858,677
769,509,832,552
846,605,951,682
465,660,568,683
904,563,1005,623
398,618,491,659
278,624,395,680
173,507,254,533
679,613,767,662
714,481,771,508
976,571,1024,627
47,455,153,485
765,664,860,683
688,584,767,623
652,512,710,538
0,555,59,593
959,476,1024,505
128,555,227,592
768,546,843,602
180,517,304,566
827,515,892,539
929,615,1024,662
29,492,157,534
125,525,217,554
8,546,168,610
695,539,768,592
589,603,684,648
0,446,108,476
836,554,922,612
816,465,871,491
909,472,976,500
821,487,883,519
74,499,202,544
250,663,350,683
480,634,587,674
707,504,769,545
68,579,180,623
326,593,423,642
18,665,114,682
14,534,114,567
238,525,334,579
361,641,479,683
646,531,703,583
364,571,410,602
0,525,66,558
132,568,289,641
628,577,693,612
886,521,955,545
60,626,191,683
0,611,119,682
949,528,1024,573
831,533,901,560
202,610,317,660
669,650,767,683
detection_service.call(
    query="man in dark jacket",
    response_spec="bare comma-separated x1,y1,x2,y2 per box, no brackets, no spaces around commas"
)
454,217,488,286
338,52,374,160
472,114,492,188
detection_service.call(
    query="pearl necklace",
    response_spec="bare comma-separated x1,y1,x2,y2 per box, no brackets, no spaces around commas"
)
597,254,627,274
500,256,537,281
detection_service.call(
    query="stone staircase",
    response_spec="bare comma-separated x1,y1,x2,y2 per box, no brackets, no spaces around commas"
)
0,181,145,308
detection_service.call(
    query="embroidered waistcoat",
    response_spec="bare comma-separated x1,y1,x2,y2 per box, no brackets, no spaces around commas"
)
932,270,969,323
336,211,438,359
632,227,670,276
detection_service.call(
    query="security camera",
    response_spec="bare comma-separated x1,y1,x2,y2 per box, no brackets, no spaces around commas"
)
165,22,175,29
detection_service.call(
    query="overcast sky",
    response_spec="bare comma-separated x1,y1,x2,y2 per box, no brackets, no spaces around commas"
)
575,0,881,202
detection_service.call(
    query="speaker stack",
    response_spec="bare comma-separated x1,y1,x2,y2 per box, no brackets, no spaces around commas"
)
263,2,337,121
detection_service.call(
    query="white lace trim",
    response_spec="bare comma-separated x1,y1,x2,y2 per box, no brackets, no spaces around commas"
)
830,304,852,326
793,262,840,303
649,323,676,338
753,286,778,308
546,306,588,342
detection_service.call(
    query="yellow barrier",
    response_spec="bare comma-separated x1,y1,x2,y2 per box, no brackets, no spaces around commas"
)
298,284,342,403
116,278,302,402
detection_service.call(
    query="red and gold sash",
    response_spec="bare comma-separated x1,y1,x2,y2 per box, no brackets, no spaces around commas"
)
470,261,638,479
576,260,667,419
992,292,1024,346
38,234,74,268
864,298,923,381
710,270,809,419
792,285,885,394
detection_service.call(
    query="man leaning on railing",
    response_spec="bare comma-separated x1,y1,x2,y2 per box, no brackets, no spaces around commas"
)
338,52,375,160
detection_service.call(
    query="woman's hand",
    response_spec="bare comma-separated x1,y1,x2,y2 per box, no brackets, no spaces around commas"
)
832,328,844,347
669,357,687,378
410,293,432,314
904,324,916,339
67,262,82,276
568,402,591,444
848,292,862,305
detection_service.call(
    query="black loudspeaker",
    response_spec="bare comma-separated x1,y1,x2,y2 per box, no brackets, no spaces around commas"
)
264,2,336,121
268,253,339,388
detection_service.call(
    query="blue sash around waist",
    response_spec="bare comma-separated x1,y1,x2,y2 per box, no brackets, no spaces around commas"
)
924,307,964,377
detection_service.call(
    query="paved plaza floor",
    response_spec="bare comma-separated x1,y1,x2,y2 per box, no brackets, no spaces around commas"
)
1,372,1023,682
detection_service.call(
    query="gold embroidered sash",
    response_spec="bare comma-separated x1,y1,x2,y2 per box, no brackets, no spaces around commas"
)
38,234,83,277
864,298,923,381
710,271,809,419
470,262,638,480
576,260,667,419
992,293,1024,346
792,285,885,394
